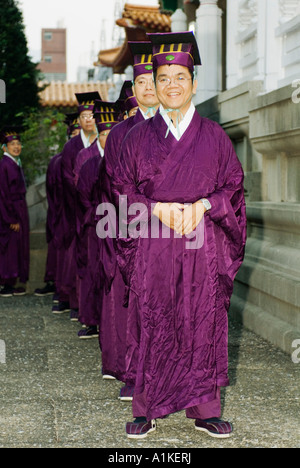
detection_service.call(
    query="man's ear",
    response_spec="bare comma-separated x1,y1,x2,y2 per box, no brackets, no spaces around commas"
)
192,79,198,95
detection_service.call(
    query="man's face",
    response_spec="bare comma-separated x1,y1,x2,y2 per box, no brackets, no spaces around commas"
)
78,110,96,134
70,129,81,138
6,140,22,157
155,64,197,114
99,129,111,150
133,74,159,112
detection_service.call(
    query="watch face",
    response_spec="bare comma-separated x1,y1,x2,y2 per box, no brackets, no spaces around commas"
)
201,199,211,211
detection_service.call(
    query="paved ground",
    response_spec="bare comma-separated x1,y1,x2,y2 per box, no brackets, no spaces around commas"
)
0,294,299,449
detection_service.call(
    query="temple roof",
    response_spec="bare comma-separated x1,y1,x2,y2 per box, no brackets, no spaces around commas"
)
117,3,172,31
95,3,172,74
39,81,112,108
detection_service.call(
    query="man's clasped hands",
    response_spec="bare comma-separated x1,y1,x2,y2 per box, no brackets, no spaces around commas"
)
153,200,206,237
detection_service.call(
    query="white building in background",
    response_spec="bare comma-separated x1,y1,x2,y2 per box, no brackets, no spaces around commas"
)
171,0,300,104
226,0,300,92
171,0,300,355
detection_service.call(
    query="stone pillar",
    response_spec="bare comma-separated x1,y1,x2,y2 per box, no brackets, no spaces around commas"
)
195,0,223,104
171,8,188,32
226,0,240,90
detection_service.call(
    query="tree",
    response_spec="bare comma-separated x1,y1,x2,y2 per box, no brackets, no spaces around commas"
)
20,109,68,185
0,0,42,128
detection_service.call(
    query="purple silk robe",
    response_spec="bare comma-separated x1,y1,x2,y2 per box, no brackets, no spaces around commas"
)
74,139,99,187
51,154,64,250
60,133,85,308
76,143,103,326
104,109,145,180
96,158,128,381
52,154,69,302
44,153,60,283
96,109,145,381
0,155,29,284
112,109,247,420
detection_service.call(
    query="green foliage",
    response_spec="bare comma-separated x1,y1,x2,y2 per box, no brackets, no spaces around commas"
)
0,0,42,127
20,109,68,185
159,0,179,12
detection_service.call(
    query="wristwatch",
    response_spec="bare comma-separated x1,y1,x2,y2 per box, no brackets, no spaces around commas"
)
200,198,212,212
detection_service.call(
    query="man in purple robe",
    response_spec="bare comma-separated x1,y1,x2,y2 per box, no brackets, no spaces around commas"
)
102,44,159,395
111,32,247,439
35,114,81,299
33,153,60,300
0,127,29,297
51,152,72,314
60,92,100,320
75,106,120,340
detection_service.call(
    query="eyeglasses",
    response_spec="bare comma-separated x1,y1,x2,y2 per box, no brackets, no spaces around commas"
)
134,79,155,88
80,114,94,121
156,76,192,87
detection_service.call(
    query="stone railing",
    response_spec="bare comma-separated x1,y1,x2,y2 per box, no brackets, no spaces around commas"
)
26,175,47,231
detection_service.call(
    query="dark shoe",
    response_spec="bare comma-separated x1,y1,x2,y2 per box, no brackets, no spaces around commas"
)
119,384,134,402
52,293,59,304
70,309,79,322
195,418,233,438
77,326,98,339
13,287,27,296
0,285,15,297
126,418,156,439
34,283,55,296
52,301,71,314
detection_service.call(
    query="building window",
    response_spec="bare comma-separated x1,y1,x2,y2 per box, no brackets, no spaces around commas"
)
44,32,53,41
44,55,52,63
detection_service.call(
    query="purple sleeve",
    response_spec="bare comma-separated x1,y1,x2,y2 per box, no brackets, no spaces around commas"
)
0,163,19,225
111,128,156,289
206,131,247,282
60,137,82,246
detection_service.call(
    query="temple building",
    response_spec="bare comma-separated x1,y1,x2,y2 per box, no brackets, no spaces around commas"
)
94,3,172,74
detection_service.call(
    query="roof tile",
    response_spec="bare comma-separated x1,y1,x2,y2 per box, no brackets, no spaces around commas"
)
39,81,112,108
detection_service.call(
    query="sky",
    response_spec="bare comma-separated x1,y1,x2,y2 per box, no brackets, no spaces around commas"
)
19,0,159,82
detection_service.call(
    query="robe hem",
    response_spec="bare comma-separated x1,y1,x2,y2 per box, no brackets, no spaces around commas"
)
217,377,230,387
143,390,220,422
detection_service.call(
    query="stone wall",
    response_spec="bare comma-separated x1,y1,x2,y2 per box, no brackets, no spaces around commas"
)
196,80,300,355
26,176,48,293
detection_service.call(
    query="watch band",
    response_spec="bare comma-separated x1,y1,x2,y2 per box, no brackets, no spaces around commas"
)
200,198,212,212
